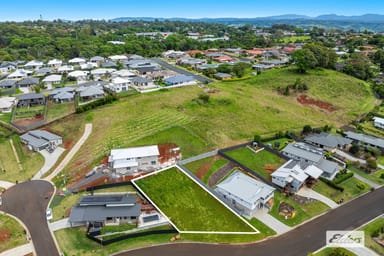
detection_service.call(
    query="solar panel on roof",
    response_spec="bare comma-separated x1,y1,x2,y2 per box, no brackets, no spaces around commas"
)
80,196,123,203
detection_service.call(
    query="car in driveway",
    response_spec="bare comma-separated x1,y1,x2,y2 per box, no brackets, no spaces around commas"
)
46,208,53,221
0,196,2,206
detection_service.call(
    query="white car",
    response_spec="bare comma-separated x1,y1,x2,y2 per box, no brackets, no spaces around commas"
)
46,208,53,221
0,196,2,206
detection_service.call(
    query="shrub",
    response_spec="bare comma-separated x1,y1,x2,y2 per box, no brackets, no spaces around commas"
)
380,173,384,179
356,182,365,190
319,177,344,192
334,172,354,184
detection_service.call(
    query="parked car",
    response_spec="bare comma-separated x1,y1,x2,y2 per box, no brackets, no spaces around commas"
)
46,208,53,221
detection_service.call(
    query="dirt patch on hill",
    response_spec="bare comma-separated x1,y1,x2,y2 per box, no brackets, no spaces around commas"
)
195,155,221,179
297,94,337,112
0,229,10,243
12,116,45,127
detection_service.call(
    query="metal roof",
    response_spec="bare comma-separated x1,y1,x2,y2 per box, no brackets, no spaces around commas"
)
217,170,275,205
164,75,195,84
17,93,44,100
344,131,384,149
304,132,352,148
29,130,62,141
79,195,136,206
271,160,309,183
0,79,17,87
315,159,341,175
282,143,323,163
109,145,159,161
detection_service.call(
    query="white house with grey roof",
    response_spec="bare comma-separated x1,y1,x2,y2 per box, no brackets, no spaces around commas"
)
42,74,62,88
0,96,16,112
304,132,352,152
271,160,323,192
20,129,62,152
344,131,384,151
108,145,160,174
216,170,275,216
69,194,141,226
282,142,342,180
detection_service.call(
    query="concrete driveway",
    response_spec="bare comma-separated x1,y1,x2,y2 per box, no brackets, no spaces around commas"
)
297,187,339,209
33,147,65,180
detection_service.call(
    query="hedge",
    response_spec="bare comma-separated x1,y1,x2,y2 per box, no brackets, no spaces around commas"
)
75,93,118,113
319,177,344,192
334,172,354,184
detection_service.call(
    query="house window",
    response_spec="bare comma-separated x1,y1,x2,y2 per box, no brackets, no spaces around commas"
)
151,161,156,165
126,167,131,170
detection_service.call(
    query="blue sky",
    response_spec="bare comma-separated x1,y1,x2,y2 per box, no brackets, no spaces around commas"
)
1,0,383,21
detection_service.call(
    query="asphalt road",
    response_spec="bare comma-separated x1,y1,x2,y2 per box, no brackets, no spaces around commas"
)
0,180,60,256
151,58,213,83
117,186,384,256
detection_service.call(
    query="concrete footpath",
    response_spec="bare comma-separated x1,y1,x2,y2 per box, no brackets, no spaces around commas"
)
349,171,381,189
0,243,33,256
44,123,92,181
0,181,14,190
252,208,291,234
297,187,339,209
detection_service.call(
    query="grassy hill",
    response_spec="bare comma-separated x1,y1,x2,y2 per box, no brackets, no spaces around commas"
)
46,68,376,185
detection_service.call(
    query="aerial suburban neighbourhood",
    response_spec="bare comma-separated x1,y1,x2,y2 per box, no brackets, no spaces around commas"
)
1,2,384,256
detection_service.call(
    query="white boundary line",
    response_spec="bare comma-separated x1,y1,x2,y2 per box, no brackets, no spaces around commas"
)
132,165,259,234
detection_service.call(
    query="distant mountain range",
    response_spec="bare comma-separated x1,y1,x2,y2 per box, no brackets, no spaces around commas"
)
111,14,384,31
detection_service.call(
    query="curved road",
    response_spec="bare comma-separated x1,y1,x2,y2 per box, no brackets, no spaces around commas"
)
117,186,384,256
0,180,59,256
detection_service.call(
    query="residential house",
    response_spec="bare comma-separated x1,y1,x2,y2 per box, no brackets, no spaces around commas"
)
42,74,62,88
271,160,323,192
145,70,177,80
304,132,352,152
101,61,118,68
17,77,40,89
109,55,128,62
245,49,264,57
57,65,74,73
252,64,275,71
163,75,196,86
77,85,104,101
0,96,16,112
177,58,207,68
127,54,144,60
134,66,161,76
90,56,105,66
91,68,116,80
130,77,156,89
344,131,384,151
34,67,52,77
20,129,62,152
69,194,141,227
108,145,160,174
0,79,17,89
112,69,136,78
260,59,289,67
24,60,44,70
214,72,232,80
197,64,219,70
213,55,236,63
49,87,74,103
68,70,89,84
162,50,187,59
373,116,384,129
282,142,342,180
0,62,17,74
17,93,45,108
47,59,63,69
7,69,32,79
80,62,98,70
216,170,275,216
108,77,131,93
68,57,86,66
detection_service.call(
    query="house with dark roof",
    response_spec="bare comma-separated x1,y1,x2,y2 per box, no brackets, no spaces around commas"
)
17,77,40,88
216,170,275,216
304,132,352,152
344,131,384,151
34,67,52,77
77,85,104,101
130,77,155,89
0,79,17,89
214,72,232,80
282,142,342,180
17,93,45,107
163,75,196,86
0,61,17,73
20,129,62,152
69,194,141,226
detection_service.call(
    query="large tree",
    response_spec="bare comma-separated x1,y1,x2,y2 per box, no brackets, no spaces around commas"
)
343,53,373,80
373,49,384,71
291,48,318,73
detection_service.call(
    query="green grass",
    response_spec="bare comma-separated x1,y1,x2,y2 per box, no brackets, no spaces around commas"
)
55,225,175,256
101,223,137,235
184,157,213,175
0,112,12,124
313,177,371,203
134,167,254,232
202,159,229,184
46,101,75,122
361,121,384,138
281,35,311,43
263,137,294,150
0,136,44,182
313,247,356,256
13,105,45,119
225,147,286,180
46,68,375,186
0,213,27,253
348,165,384,185
269,192,330,227
359,217,384,255
183,156,229,184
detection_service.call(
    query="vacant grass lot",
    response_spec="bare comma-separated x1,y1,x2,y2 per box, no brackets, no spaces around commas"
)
0,136,44,182
359,217,384,256
46,68,375,185
281,36,311,43
225,147,286,180
269,192,330,227
313,177,371,203
0,214,27,253
46,102,75,122
134,167,255,233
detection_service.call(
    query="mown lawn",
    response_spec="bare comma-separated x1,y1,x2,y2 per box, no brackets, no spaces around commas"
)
0,214,27,253
202,158,229,184
0,136,44,182
183,156,229,184
348,165,384,185
281,35,311,43
46,102,75,122
0,112,12,124
134,167,255,233
313,247,356,256
313,177,371,203
359,217,384,256
269,192,329,227
225,147,286,180
46,68,375,188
